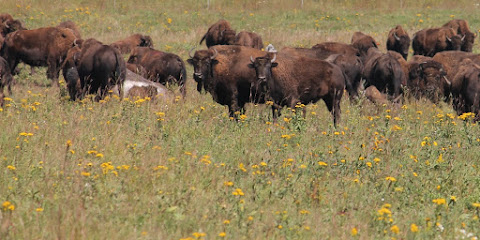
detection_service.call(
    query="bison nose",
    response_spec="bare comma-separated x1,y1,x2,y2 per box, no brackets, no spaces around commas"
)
194,73,203,78
258,76,266,81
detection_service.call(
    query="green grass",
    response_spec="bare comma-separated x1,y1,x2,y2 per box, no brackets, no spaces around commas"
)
2,0,480,239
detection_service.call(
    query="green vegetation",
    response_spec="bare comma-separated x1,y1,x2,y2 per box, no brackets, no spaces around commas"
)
2,0,480,239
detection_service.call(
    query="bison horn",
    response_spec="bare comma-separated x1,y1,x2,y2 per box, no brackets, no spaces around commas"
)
271,53,277,63
446,36,452,42
393,32,400,41
188,46,196,58
443,76,452,85
461,34,466,41
250,56,255,63
210,47,218,60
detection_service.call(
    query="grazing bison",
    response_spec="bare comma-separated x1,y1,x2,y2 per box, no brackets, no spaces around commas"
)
407,58,448,103
363,48,405,101
443,19,475,52
199,19,236,47
387,25,411,60
234,31,263,49
127,47,186,97
57,20,82,39
0,56,13,106
282,42,362,100
351,32,378,60
1,27,76,84
111,69,174,100
412,27,463,57
451,59,480,120
432,51,480,82
63,38,126,101
187,45,266,117
110,34,154,54
248,53,345,126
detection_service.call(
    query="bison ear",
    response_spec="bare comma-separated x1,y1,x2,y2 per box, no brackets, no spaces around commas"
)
247,63,255,69
271,62,278,68
211,59,219,65
186,59,194,65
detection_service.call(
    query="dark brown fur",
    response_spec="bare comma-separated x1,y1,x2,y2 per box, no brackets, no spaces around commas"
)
451,59,480,120
127,47,186,97
351,32,378,61
199,19,236,47
412,27,462,57
0,56,13,106
57,20,82,39
443,19,475,52
111,34,154,54
406,58,448,103
387,25,411,60
234,31,263,49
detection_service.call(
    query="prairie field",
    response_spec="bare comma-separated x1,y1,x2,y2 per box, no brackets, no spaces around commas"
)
2,0,480,239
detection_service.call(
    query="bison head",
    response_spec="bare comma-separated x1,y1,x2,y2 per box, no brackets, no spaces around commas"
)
446,34,463,51
408,61,448,103
247,54,277,93
462,32,475,52
222,29,236,45
393,32,411,60
1,19,26,36
186,47,218,92
140,35,154,48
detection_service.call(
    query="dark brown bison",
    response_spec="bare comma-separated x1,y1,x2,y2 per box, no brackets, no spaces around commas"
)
443,19,475,52
1,27,76,84
387,25,411,60
406,58,448,103
234,31,263,49
57,20,81,39
351,32,378,61
363,48,405,101
248,53,345,126
412,27,463,57
187,45,266,117
199,19,236,47
127,47,186,97
63,38,126,101
0,13,25,37
432,51,480,82
388,51,409,79
110,34,154,54
0,56,13,106
282,42,362,100
451,59,480,120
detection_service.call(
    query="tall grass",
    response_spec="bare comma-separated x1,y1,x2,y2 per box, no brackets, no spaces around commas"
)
1,0,480,239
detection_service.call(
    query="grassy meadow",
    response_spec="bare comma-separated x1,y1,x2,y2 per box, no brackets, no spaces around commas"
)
2,0,480,239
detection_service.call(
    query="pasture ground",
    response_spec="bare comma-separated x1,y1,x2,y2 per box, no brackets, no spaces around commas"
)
2,0,480,239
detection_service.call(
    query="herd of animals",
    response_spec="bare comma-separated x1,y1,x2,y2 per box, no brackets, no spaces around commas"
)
0,14,480,125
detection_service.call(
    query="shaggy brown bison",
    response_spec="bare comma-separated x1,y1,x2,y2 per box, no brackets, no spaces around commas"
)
363,48,405,101
0,13,25,37
1,27,76,84
199,19,236,47
234,31,263,49
110,34,153,54
0,56,13,106
248,53,345,126
57,20,82,39
451,59,480,120
63,38,126,101
282,42,362,100
351,32,378,60
443,19,475,52
387,25,411,60
187,45,266,117
406,58,448,103
412,27,463,57
127,47,186,97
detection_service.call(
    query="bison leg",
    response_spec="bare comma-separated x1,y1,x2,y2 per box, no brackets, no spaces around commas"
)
324,89,342,127
46,59,60,86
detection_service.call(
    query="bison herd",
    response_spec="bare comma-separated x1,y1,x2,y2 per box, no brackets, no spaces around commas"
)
1,15,480,124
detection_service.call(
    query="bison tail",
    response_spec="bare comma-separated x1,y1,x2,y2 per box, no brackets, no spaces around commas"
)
114,52,127,99
179,58,187,98
199,34,207,45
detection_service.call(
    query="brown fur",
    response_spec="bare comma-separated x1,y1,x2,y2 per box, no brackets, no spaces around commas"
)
127,86,158,99
386,25,411,60
199,19,236,47
0,56,13,107
111,34,154,54
365,86,388,105
234,31,263,49
57,20,82,39
351,32,378,61
443,19,475,52
406,58,448,103
412,27,462,57
451,59,480,120
1,27,76,84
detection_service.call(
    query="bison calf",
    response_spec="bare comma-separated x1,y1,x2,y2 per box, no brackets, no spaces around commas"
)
111,34,153,54
234,31,263,50
200,19,236,47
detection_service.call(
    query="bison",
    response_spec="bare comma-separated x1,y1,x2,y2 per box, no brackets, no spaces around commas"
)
406,58,448,103
234,31,263,49
365,86,388,105
0,13,25,37
127,47,186,97
451,59,480,120
248,53,345,126
187,45,267,117
443,19,475,52
199,19,236,47
387,25,411,60
0,56,13,106
363,48,405,102
1,27,76,85
412,27,463,57
57,20,82,39
111,69,174,101
282,42,362,100
63,38,126,101
110,34,154,54
351,32,378,61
